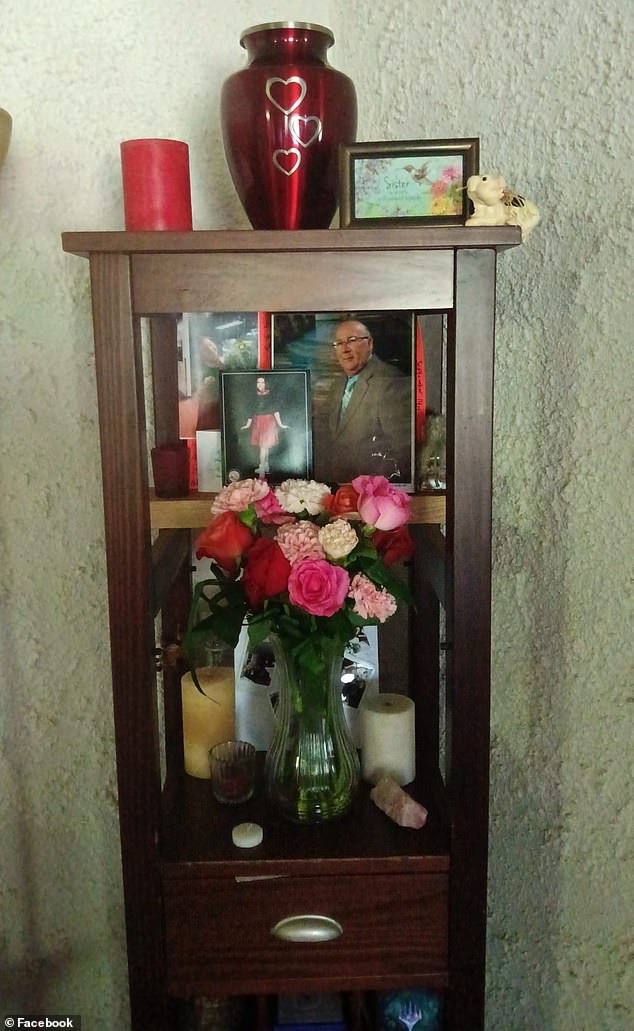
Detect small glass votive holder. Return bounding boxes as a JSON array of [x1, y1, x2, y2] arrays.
[[209, 740, 256, 804], [151, 441, 190, 498]]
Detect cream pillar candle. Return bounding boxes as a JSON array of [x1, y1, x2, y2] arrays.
[[181, 666, 235, 779], [359, 693, 416, 786]]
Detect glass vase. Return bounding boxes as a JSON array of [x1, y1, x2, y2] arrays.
[[265, 635, 360, 823]]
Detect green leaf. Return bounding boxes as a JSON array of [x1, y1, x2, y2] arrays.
[[276, 610, 307, 637], [183, 575, 248, 658], [248, 613, 274, 646], [351, 538, 378, 561], [294, 636, 328, 680], [346, 609, 379, 628], [208, 604, 246, 649], [238, 504, 258, 531]]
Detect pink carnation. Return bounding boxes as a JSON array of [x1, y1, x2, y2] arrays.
[[288, 559, 350, 617], [351, 475, 411, 530], [276, 521, 325, 564], [348, 573, 397, 623], [212, 478, 270, 514], [255, 490, 296, 525]]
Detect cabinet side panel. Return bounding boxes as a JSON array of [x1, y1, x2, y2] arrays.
[[445, 247, 496, 1031], [89, 253, 168, 1028], [131, 251, 454, 313]]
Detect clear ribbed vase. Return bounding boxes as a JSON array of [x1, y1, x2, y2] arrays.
[[265, 635, 360, 823]]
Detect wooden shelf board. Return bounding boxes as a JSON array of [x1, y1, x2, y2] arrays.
[[160, 758, 449, 877], [150, 490, 446, 530], [62, 225, 521, 258]]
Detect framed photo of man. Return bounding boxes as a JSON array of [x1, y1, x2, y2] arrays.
[[219, 370, 312, 484], [272, 312, 415, 490]]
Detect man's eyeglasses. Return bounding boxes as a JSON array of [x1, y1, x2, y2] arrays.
[[332, 335, 370, 350]]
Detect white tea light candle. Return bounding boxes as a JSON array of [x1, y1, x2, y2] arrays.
[[181, 666, 235, 778], [359, 693, 415, 786], [232, 822, 264, 848]]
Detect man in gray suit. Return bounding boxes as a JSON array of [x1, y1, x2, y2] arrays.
[[313, 318, 412, 485]]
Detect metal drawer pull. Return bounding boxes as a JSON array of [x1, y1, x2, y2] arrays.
[[271, 914, 343, 942]]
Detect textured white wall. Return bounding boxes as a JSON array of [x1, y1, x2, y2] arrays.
[[0, 2, 632, 1029]]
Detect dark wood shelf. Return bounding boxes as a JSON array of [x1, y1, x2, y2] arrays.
[[160, 757, 450, 877], [150, 490, 446, 530], [62, 225, 521, 257]]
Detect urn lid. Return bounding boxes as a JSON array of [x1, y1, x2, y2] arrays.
[[240, 21, 335, 48]]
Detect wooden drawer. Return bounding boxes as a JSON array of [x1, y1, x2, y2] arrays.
[[164, 871, 448, 996]]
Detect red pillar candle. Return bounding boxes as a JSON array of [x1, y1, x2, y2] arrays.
[[120, 138, 193, 230]]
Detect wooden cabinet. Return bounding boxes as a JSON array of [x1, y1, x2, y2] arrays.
[[62, 226, 520, 1031]]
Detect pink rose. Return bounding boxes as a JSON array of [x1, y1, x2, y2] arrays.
[[288, 559, 350, 617], [255, 490, 296, 525], [351, 475, 411, 530]]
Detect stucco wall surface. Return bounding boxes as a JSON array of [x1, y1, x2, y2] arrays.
[[1, 1, 632, 1029]]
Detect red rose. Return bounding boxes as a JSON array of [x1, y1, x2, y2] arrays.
[[372, 526, 415, 566], [195, 511, 255, 576], [242, 537, 291, 609], [322, 483, 360, 518]]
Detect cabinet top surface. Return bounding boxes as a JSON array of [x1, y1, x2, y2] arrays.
[[62, 226, 521, 258]]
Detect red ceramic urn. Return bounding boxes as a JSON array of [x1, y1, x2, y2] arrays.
[[221, 22, 357, 230]]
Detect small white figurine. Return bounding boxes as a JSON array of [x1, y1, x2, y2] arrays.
[[465, 174, 540, 240]]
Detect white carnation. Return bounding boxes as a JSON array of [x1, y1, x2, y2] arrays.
[[318, 519, 359, 560], [275, 478, 331, 515]]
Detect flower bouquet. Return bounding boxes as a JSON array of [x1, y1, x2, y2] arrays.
[[186, 475, 415, 822]]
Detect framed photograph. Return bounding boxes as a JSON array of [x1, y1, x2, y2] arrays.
[[272, 311, 415, 490], [339, 138, 479, 228], [177, 312, 260, 441], [219, 370, 312, 484]]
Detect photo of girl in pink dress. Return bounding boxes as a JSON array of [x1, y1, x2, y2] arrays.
[[220, 370, 312, 485], [240, 376, 289, 477]]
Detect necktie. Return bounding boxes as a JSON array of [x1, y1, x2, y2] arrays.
[[340, 374, 359, 413]]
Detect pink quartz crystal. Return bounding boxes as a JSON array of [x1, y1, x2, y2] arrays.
[[370, 776, 428, 829]]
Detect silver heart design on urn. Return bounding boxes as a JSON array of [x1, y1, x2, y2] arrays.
[[289, 114, 322, 149], [272, 148, 302, 176], [265, 76, 307, 115]]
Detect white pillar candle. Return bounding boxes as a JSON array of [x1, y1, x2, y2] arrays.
[[359, 693, 416, 786], [181, 666, 235, 779]]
